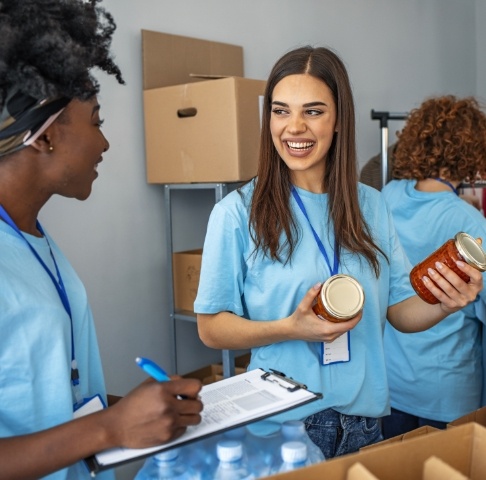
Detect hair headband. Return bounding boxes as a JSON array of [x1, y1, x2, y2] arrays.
[[0, 89, 71, 157]]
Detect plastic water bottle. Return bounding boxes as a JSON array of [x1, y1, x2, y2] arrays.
[[281, 420, 325, 464], [134, 447, 199, 480], [179, 434, 222, 479], [277, 441, 309, 473], [245, 425, 282, 478], [214, 440, 255, 479]]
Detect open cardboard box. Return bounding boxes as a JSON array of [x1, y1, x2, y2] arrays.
[[142, 30, 266, 184], [265, 422, 486, 479]]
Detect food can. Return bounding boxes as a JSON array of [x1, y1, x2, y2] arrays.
[[410, 232, 486, 304], [312, 274, 365, 323]]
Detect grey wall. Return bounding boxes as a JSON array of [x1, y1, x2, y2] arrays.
[[37, 1, 483, 477], [477, 0, 486, 102]]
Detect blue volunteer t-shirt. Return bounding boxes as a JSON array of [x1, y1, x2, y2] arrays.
[[382, 179, 486, 422], [0, 221, 113, 480], [194, 180, 415, 426]]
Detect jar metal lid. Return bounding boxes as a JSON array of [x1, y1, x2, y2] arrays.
[[321, 274, 365, 320], [455, 232, 486, 272]]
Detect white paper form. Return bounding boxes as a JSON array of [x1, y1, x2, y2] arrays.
[[86, 368, 320, 474]]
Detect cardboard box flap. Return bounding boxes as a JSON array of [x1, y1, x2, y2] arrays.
[[188, 73, 233, 80], [346, 463, 380, 479], [142, 30, 244, 90], [448, 407, 486, 428], [423, 456, 469, 480]]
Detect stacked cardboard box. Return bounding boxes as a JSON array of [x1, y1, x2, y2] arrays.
[[142, 30, 266, 184]]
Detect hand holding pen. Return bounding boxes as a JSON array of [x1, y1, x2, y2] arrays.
[[99, 357, 203, 450], [136, 356, 201, 400]]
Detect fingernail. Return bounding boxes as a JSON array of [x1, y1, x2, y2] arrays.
[[422, 276, 429, 284], [427, 268, 435, 276], [435, 262, 443, 270], [456, 260, 465, 267], [313, 282, 322, 290]]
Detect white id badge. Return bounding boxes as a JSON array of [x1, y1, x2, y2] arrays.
[[73, 394, 106, 419], [321, 332, 350, 365]]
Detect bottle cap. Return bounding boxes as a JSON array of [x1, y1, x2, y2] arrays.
[[281, 420, 306, 439], [154, 448, 180, 462], [455, 232, 486, 271], [281, 441, 307, 463], [321, 274, 365, 320], [217, 440, 243, 462]]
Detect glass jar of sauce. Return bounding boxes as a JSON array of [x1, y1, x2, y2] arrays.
[[410, 232, 486, 304], [312, 274, 365, 323]]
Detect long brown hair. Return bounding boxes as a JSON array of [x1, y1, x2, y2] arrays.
[[248, 46, 385, 276]]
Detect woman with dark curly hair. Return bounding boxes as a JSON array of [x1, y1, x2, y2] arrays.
[[0, 1, 202, 479], [194, 47, 483, 459], [382, 95, 486, 439]]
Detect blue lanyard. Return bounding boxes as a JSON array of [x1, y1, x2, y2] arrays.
[[0, 205, 80, 390], [434, 178, 459, 196], [291, 187, 339, 276]]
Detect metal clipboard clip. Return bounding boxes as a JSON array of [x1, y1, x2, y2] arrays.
[[261, 369, 307, 392]]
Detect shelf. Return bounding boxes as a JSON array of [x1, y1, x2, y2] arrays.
[[164, 182, 242, 378]]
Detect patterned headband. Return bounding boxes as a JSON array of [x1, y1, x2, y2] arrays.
[[0, 89, 71, 157]]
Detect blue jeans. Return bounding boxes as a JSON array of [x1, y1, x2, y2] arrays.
[[381, 407, 447, 439], [304, 408, 383, 459]]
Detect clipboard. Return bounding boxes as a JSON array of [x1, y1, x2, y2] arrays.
[[84, 368, 322, 475]]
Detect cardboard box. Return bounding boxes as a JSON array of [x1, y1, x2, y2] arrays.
[[448, 406, 486, 428], [183, 353, 250, 385], [265, 423, 486, 480], [360, 425, 440, 451], [142, 30, 266, 183], [172, 249, 202, 312]]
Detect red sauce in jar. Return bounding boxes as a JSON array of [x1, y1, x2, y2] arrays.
[[410, 232, 486, 304]]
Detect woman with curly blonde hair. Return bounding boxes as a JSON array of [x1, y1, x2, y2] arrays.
[[382, 95, 486, 439]]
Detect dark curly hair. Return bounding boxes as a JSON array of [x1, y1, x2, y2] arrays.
[[392, 95, 486, 183], [0, 0, 124, 109]]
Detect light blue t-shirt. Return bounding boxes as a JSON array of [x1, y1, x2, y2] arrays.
[[0, 221, 113, 480], [382, 179, 486, 422], [194, 180, 415, 424]]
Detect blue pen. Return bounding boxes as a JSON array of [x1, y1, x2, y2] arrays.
[[136, 356, 171, 382]]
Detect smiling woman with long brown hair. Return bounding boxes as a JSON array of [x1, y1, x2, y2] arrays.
[[194, 46, 483, 459]]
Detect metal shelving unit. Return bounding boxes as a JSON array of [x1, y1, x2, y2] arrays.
[[164, 183, 240, 378]]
